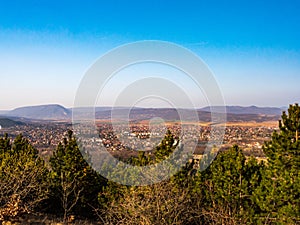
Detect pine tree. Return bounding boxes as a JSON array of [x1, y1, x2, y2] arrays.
[[254, 103, 300, 224], [154, 129, 177, 162], [49, 130, 104, 220], [198, 145, 260, 224], [0, 133, 11, 155]]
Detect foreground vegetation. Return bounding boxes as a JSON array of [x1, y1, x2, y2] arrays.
[[0, 104, 300, 224]]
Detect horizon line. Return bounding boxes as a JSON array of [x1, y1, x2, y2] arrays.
[[0, 103, 290, 111]]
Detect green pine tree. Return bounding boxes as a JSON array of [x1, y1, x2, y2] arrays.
[[198, 145, 260, 224], [49, 130, 104, 220], [154, 129, 177, 162], [254, 103, 300, 224]]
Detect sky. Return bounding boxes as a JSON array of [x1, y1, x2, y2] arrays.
[[0, 0, 300, 110]]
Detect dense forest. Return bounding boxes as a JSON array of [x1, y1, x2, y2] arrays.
[[0, 104, 299, 225]]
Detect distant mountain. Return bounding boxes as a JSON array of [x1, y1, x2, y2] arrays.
[[94, 107, 279, 123], [200, 106, 283, 115], [95, 108, 187, 121], [2, 104, 283, 122], [0, 117, 24, 128], [7, 104, 71, 120]]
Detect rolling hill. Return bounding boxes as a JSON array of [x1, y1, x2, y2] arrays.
[[7, 104, 71, 120], [200, 105, 283, 115]]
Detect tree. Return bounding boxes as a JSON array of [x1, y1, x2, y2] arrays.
[[197, 145, 260, 224], [49, 130, 104, 221], [254, 103, 300, 224], [0, 134, 49, 220], [98, 179, 194, 225], [154, 129, 178, 163]]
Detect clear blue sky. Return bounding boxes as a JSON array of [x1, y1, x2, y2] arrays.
[[0, 0, 300, 109]]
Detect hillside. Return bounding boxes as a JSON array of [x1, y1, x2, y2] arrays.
[[95, 107, 279, 122], [200, 105, 283, 115], [7, 104, 71, 120], [0, 118, 24, 128]]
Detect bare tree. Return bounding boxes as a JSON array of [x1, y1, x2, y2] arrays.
[[59, 172, 83, 223], [97, 180, 194, 225]]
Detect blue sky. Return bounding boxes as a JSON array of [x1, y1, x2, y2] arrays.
[[0, 0, 300, 109]]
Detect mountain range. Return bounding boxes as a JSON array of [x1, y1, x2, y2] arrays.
[[201, 105, 284, 115], [0, 104, 285, 123]]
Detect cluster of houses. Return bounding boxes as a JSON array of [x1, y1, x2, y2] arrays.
[[0, 122, 277, 159]]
